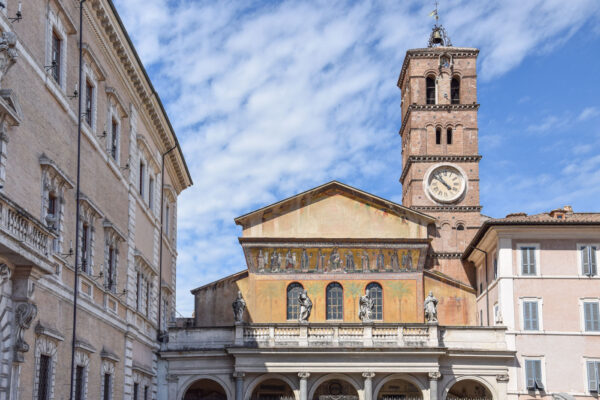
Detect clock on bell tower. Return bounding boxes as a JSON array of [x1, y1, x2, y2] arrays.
[[397, 24, 484, 269]]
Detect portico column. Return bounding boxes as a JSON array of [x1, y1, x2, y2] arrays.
[[234, 372, 245, 400], [362, 372, 375, 400], [428, 372, 441, 400], [298, 372, 310, 400]]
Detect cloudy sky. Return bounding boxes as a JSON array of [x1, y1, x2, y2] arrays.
[[113, 0, 600, 316]]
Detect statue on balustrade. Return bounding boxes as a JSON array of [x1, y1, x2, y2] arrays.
[[298, 290, 312, 323], [232, 291, 246, 323], [358, 292, 374, 322], [424, 291, 438, 323]]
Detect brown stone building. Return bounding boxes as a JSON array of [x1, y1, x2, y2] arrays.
[[0, 0, 191, 399]]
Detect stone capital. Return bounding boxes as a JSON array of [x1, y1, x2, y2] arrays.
[[298, 372, 310, 379], [496, 373, 509, 383], [428, 371, 442, 381], [233, 372, 245, 379], [362, 372, 375, 380]]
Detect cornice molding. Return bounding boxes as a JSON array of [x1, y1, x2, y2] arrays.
[[400, 155, 482, 184], [411, 205, 483, 213], [398, 103, 480, 138], [432, 252, 463, 259]]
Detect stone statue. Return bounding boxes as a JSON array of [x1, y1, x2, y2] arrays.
[[232, 291, 246, 323], [358, 292, 374, 322], [298, 290, 312, 323], [424, 291, 438, 323], [0, 32, 17, 89], [14, 302, 37, 361], [390, 251, 399, 271]]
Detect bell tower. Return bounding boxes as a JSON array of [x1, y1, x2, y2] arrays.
[[397, 20, 483, 280]]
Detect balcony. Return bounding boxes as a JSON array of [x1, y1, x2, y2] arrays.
[[0, 192, 56, 272], [163, 322, 509, 352]]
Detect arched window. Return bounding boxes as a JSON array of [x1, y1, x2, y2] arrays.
[[326, 282, 343, 320], [366, 282, 383, 320], [451, 77, 460, 104], [286, 283, 304, 320], [447, 128, 453, 145], [457, 224, 465, 231], [426, 76, 436, 104], [435, 127, 442, 145]]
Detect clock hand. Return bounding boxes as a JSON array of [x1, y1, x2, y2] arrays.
[[434, 174, 452, 190]]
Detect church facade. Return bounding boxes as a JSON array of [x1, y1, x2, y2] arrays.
[[159, 31, 516, 400]]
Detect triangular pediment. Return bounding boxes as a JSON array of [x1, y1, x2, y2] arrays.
[[235, 181, 434, 239]]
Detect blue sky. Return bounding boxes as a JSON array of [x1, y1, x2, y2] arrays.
[[113, 0, 600, 316]]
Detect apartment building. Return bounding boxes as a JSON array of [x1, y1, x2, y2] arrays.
[[0, 0, 191, 399]]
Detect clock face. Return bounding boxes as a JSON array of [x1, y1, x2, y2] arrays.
[[426, 165, 466, 203]]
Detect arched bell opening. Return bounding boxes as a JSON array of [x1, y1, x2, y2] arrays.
[[312, 379, 359, 400], [250, 378, 295, 400], [376, 379, 423, 400], [446, 379, 492, 399], [183, 378, 228, 400]]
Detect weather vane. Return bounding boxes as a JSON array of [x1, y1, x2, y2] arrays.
[[428, 0, 452, 47]]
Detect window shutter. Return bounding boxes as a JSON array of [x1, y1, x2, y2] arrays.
[[525, 360, 535, 389], [591, 247, 598, 276], [589, 361, 599, 392], [524, 302, 531, 330], [589, 303, 600, 332], [534, 360, 544, 389], [522, 248, 529, 274], [529, 248, 536, 274], [531, 302, 539, 330]]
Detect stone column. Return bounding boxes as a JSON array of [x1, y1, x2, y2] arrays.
[[496, 374, 509, 400], [362, 372, 375, 400], [234, 372, 245, 400], [298, 372, 310, 400], [428, 372, 441, 400]]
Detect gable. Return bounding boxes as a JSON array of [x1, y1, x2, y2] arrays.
[[235, 182, 433, 239]]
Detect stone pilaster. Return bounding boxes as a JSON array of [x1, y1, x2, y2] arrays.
[[362, 372, 375, 400], [428, 372, 441, 400], [298, 372, 310, 400], [234, 372, 245, 400]]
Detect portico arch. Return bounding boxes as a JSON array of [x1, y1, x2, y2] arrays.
[[182, 377, 230, 400], [373, 374, 426, 400], [308, 374, 362, 400], [442, 376, 495, 400], [245, 374, 298, 400]]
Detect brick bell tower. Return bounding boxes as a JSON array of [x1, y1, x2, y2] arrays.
[[397, 21, 483, 284]]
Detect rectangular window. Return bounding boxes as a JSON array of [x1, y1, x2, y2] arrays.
[[493, 303, 500, 325], [582, 246, 598, 276], [103, 373, 111, 400], [133, 383, 139, 400], [149, 177, 154, 209], [165, 204, 170, 237], [85, 81, 93, 126], [144, 385, 149, 400], [136, 272, 141, 311], [525, 359, 544, 390], [584, 302, 600, 332], [110, 119, 118, 160], [38, 354, 51, 400], [81, 223, 90, 273], [107, 246, 116, 292], [493, 257, 498, 280], [446, 128, 453, 145], [74, 365, 85, 400], [139, 161, 145, 196], [51, 32, 61, 84], [523, 301, 540, 331], [521, 246, 537, 275], [435, 128, 441, 145], [145, 280, 150, 316], [588, 361, 600, 393]]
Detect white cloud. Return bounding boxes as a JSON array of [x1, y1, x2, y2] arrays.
[[113, 0, 600, 316], [578, 107, 600, 121]]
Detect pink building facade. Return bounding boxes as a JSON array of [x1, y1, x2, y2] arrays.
[[465, 207, 600, 398]]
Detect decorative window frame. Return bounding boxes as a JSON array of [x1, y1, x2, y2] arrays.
[[33, 335, 60, 400], [72, 349, 90, 400], [103, 220, 126, 293], [105, 88, 128, 165], [100, 359, 116, 400], [134, 251, 157, 321], [78, 195, 103, 275], [163, 185, 177, 241], [584, 357, 600, 394], [577, 243, 599, 277], [518, 297, 543, 332], [522, 356, 546, 392], [45, 0, 75, 90], [40, 154, 74, 254], [136, 135, 160, 212], [81, 44, 106, 133], [517, 243, 541, 277], [579, 298, 600, 333], [132, 365, 154, 400], [493, 302, 502, 325]]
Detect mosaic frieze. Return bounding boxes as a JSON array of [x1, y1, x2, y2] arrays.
[[245, 247, 422, 274]]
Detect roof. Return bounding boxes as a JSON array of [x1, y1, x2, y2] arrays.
[[463, 208, 600, 259], [190, 270, 248, 294], [234, 180, 436, 227]]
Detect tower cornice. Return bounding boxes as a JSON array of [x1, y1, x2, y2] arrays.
[[397, 47, 479, 88], [399, 155, 482, 184], [398, 104, 480, 138]]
